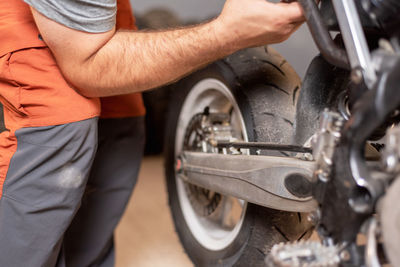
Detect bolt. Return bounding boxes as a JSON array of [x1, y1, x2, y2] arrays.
[[384, 155, 397, 173], [350, 69, 363, 84], [307, 211, 320, 226], [333, 119, 344, 131], [340, 250, 351, 262], [229, 147, 241, 155], [209, 139, 218, 147], [304, 153, 314, 161], [316, 170, 329, 182], [379, 39, 395, 53]]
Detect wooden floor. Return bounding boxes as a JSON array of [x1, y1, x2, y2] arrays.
[[115, 156, 192, 267]]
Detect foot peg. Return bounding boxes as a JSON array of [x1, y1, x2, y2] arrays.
[[265, 241, 340, 267]]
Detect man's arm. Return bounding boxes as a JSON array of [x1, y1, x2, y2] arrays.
[[31, 0, 304, 97]]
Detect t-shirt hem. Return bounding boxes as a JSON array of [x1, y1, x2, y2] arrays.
[[5, 112, 101, 131]]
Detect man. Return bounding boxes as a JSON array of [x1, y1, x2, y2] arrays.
[[0, 0, 304, 266]]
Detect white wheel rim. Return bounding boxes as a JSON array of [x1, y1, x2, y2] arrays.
[[174, 78, 248, 251]]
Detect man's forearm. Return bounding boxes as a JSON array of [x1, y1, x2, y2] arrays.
[[31, 0, 305, 98], [72, 20, 234, 97]]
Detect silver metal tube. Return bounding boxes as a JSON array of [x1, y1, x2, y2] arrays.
[[366, 218, 381, 267], [332, 0, 377, 87]]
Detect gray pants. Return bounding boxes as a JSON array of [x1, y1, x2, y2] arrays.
[[0, 116, 145, 267]]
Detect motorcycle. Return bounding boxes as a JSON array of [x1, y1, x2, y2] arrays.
[[163, 0, 400, 266]]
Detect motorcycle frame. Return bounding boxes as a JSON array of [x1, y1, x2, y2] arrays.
[[298, 0, 400, 264], [178, 1, 400, 264]]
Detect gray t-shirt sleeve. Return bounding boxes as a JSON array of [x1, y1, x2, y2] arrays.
[[24, 0, 117, 33]]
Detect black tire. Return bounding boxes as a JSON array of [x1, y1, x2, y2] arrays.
[[293, 55, 349, 146], [164, 47, 313, 267]]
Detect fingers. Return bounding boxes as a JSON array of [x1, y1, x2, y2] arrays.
[[275, 2, 305, 23]]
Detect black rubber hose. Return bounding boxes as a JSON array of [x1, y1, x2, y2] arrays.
[[298, 0, 350, 70]]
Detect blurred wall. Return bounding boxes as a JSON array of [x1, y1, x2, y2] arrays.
[[130, 0, 319, 79], [131, 0, 225, 22]]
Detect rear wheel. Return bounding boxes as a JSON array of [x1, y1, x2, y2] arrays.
[[165, 47, 313, 266]]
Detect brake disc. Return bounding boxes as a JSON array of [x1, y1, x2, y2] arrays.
[[182, 112, 223, 217]]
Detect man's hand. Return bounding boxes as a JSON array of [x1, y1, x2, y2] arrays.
[[31, 0, 304, 97], [218, 0, 304, 49]]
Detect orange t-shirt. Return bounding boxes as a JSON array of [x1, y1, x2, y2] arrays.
[[101, 0, 146, 119], [0, 0, 145, 131]]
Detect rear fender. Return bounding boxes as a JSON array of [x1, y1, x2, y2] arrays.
[[293, 55, 349, 145]]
